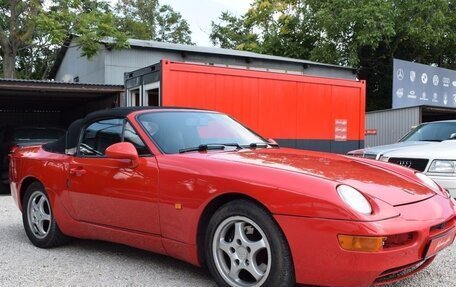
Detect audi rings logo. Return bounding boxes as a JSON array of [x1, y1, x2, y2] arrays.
[[397, 161, 412, 168]]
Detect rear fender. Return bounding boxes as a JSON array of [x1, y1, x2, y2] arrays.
[[12, 147, 71, 212]]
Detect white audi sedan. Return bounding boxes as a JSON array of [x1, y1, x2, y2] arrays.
[[379, 140, 456, 197], [349, 120, 456, 198]]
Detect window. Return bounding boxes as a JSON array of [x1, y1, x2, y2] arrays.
[[79, 119, 123, 156], [197, 119, 237, 141], [146, 88, 159, 106], [78, 119, 150, 157], [138, 111, 267, 154], [401, 122, 456, 142], [124, 122, 150, 156], [128, 89, 141, 106]]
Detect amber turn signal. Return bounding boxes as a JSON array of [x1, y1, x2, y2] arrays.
[[338, 235, 386, 252]]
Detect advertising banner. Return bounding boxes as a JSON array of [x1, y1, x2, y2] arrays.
[[392, 59, 456, 109]]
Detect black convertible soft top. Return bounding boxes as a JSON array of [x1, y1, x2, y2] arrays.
[[42, 106, 207, 154]]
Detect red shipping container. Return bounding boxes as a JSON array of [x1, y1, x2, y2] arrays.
[[125, 60, 366, 153]]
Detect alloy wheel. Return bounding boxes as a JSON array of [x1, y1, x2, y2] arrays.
[[212, 216, 272, 287], [27, 190, 52, 239]]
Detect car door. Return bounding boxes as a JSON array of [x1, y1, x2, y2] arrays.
[[67, 118, 160, 235]]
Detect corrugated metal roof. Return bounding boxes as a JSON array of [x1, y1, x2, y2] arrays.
[[0, 78, 124, 96], [0, 78, 123, 88], [49, 35, 355, 79], [367, 105, 456, 114], [101, 38, 354, 71]]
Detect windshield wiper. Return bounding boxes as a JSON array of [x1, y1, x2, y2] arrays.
[[179, 143, 242, 153], [242, 142, 269, 148], [240, 142, 280, 149]]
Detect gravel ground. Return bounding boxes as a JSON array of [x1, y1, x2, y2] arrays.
[[0, 194, 454, 287]]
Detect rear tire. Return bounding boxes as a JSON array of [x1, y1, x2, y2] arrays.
[[205, 199, 295, 287], [22, 182, 69, 248]]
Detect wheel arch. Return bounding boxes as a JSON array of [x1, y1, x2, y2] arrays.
[[19, 176, 43, 210], [196, 192, 277, 266]]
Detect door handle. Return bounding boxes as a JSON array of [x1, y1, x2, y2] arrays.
[[69, 167, 86, 176]]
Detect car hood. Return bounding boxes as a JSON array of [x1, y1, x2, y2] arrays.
[[208, 148, 435, 206], [384, 140, 456, 159], [348, 141, 432, 158]]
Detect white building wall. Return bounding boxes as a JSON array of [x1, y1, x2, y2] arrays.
[[54, 39, 106, 84], [54, 40, 357, 85], [104, 49, 186, 84]]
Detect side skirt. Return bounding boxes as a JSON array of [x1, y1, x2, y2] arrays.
[[53, 195, 200, 266]]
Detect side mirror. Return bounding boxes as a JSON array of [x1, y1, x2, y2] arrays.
[[105, 142, 139, 168], [450, 133, 456, 140]]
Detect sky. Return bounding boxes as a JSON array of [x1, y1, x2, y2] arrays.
[[114, 0, 254, 47]]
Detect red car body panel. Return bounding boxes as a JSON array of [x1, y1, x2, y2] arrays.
[[67, 156, 161, 234], [277, 195, 456, 286], [9, 109, 456, 287]]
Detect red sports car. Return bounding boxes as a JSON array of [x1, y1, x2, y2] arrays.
[[9, 107, 456, 287]]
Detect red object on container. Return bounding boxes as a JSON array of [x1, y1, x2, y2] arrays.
[[365, 129, 378, 136], [160, 60, 366, 153]]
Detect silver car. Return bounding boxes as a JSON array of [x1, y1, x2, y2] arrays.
[[348, 120, 456, 197]]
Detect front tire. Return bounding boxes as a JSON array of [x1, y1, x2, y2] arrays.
[[22, 182, 68, 248], [205, 199, 295, 287]]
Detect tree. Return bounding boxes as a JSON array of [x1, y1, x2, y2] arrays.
[[0, 0, 128, 79], [15, 35, 60, 79], [306, 0, 456, 110], [114, 0, 158, 40], [115, 0, 193, 44], [210, 11, 258, 51], [211, 0, 317, 60], [211, 0, 456, 110], [155, 5, 192, 44], [0, 0, 41, 79]]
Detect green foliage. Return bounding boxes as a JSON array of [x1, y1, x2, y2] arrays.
[[210, 0, 456, 111], [35, 0, 129, 59], [0, 0, 193, 79], [211, 0, 317, 60], [115, 0, 193, 44], [115, 0, 158, 40], [15, 36, 60, 80], [155, 5, 192, 44], [210, 12, 258, 51], [0, 0, 129, 78]]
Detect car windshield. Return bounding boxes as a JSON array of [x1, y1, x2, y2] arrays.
[[400, 122, 456, 142], [14, 128, 65, 141], [138, 111, 268, 154]]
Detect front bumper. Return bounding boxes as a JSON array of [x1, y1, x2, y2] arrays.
[[275, 195, 456, 287], [427, 174, 456, 198]]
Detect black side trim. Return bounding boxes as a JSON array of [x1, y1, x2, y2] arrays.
[[275, 139, 364, 154]]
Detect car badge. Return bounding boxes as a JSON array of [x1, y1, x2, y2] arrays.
[[397, 161, 412, 168]]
